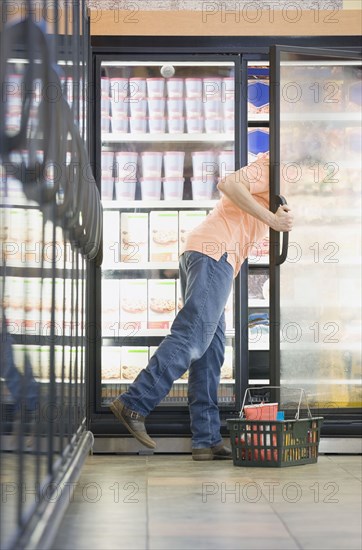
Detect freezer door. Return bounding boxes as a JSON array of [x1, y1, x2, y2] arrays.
[[270, 46, 361, 412]]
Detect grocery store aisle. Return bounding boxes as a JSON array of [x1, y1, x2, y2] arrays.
[[51, 453, 361, 550]]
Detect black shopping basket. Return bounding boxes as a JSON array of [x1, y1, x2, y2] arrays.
[[227, 387, 323, 467]]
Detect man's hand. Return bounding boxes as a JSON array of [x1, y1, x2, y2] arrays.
[[271, 204, 294, 232]]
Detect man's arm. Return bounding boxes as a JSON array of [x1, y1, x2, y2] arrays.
[[217, 156, 293, 233]]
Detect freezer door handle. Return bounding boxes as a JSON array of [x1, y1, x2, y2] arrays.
[[275, 194, 289, 265]]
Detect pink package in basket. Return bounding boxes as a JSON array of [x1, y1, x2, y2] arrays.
[[244, 403, 278, 461], [244, 402, 278, 421]]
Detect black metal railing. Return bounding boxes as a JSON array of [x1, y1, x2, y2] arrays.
[[0, 2, 101, 548]]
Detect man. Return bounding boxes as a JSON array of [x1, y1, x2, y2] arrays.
[[110, 154, 293, 460]]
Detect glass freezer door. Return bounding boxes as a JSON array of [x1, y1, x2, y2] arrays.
[[270, 47, 361, 411], [97, 58, 237, 411]]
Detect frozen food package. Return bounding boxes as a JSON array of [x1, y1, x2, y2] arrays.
[[102, 347, 122, 381], [150, 211, 178, 262], [120, 212, 149, 264], [3, 276, 24, 326], [21, 278, 42, 334], [178, 210, 207, 254], [247, 128, 269, 163], [119, 279, 148, 335], [103, 211, 120, 268], [102, 279, 120, 337], [247, 66, 269, 115], [248, 270, 269, 305], [224, 287, 234, 331], [148, 279, 176, 329], [176, 278, 183, 312], [347, 80, 362, 111], [12, 345, 50, 380], [220, 346, 233, 380], [121, 347, 149, 381]]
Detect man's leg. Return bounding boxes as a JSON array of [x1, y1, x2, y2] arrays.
[[187, 313, 226, 449], [110, 251, 233, 446]]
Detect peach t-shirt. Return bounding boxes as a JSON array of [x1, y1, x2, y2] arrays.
[[181, 179, 269, 277]]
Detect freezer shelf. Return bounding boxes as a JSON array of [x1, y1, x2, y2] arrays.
[[102, 133, 234, 142]]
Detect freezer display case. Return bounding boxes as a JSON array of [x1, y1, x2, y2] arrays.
[[96, 58, 240, 418], [270, 47, 361, 426], [89, 43, 361, 451]]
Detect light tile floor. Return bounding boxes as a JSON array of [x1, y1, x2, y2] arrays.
[[51, 454, 362, 550]]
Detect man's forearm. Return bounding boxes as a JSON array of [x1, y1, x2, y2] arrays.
[[217, 174, 275, 228]]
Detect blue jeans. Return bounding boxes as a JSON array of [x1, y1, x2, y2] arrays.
[[119, 251, 234, 448]]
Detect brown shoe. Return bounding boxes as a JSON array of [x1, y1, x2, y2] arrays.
[[109, 399, 156, 449], [192, 443, 232, 461]]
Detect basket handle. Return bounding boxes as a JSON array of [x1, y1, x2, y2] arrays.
[[240, 386, 313, 420]]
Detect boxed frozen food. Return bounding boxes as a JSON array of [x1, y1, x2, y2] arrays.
[[178, 210, 207, 254], [247, 66, 269, 115], [176, 278, 183, 312], [102, 279, 120, 337], [120, 212, 148, 264], [103, 211, 120, 268], [148, 279, 176, 329], [221, 346, 233, 380], [224, 287, 234, 331], [150, 211, 178, 262], [248, 128, 269, 163], [102, 347, 122, 380], [121, 347, 149, 381], [139, 178, 162, 200], [119, 279, 148, 334], [347, 80, 362, 111]]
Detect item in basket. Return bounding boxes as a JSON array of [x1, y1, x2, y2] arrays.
[[244, 402, 278, 421], [150, 211, 178, 261], [244, 402, 278, 461]]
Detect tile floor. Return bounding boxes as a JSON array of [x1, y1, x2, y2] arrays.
[[51, 453, 362, 550]]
